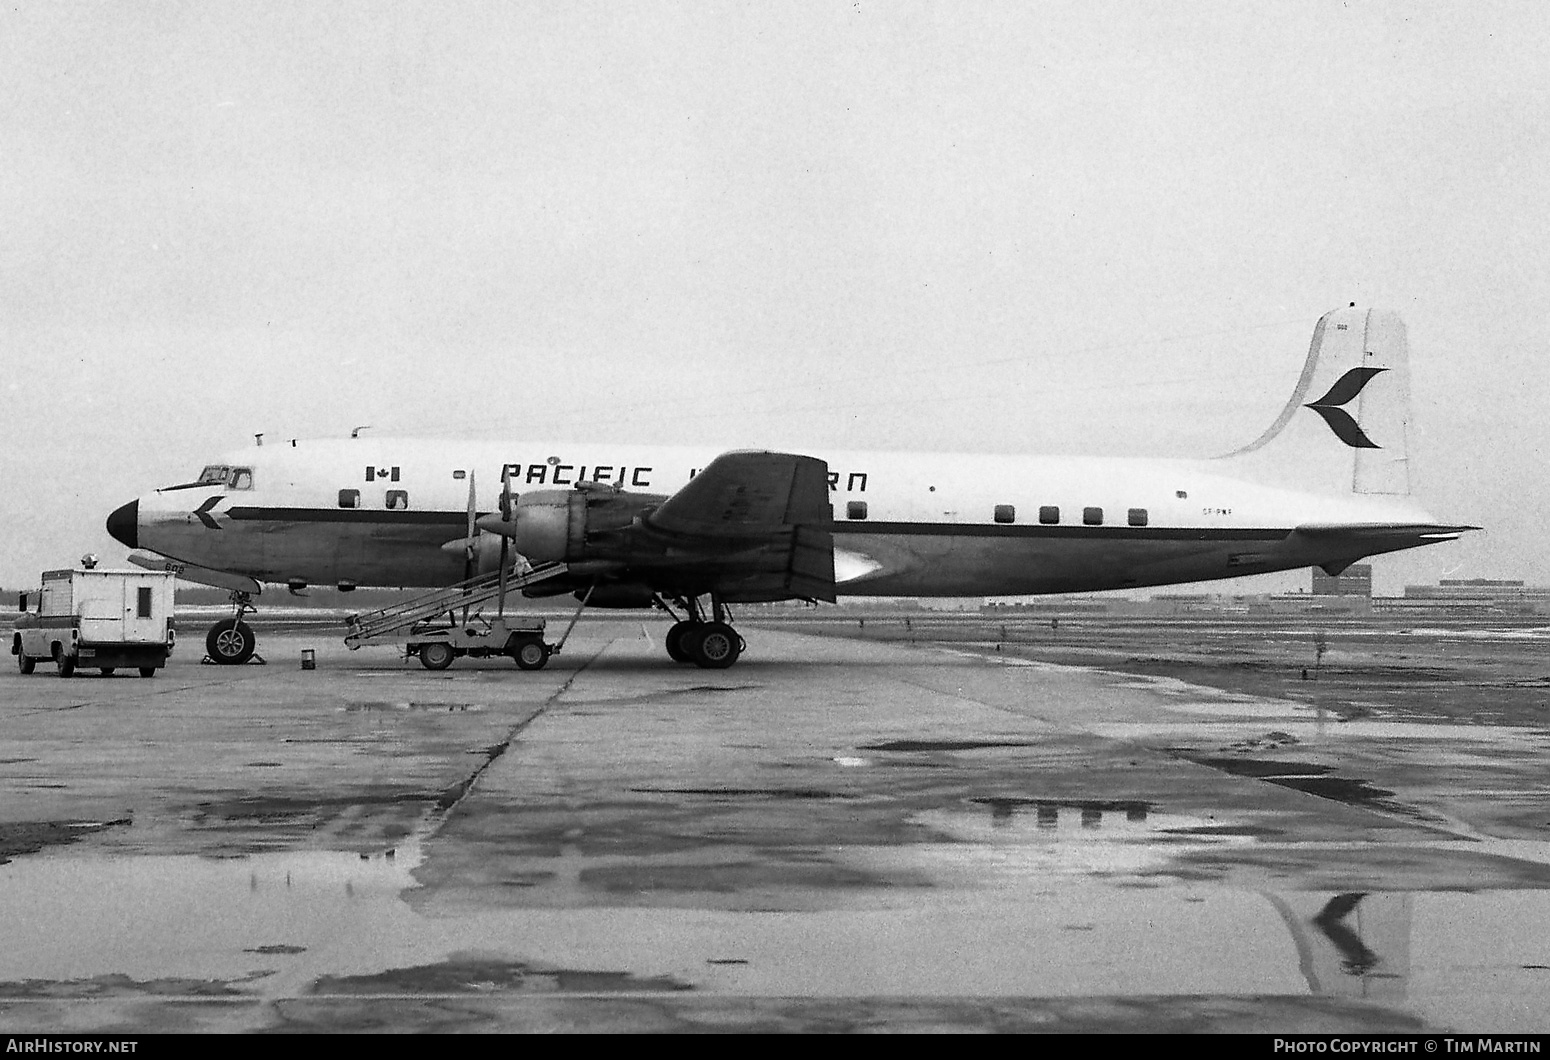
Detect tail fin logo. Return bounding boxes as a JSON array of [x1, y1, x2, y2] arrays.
[[1304, 367, 1387, 449]]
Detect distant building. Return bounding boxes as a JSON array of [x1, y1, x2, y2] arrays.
[[1311, 564, 1372, 597], [1388, 578, 1550, 615]]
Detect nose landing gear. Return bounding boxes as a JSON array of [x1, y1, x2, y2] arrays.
[[203, 592, 265, 665]]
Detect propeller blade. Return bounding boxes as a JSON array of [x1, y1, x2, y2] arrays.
[[463, 470, 478, 582], [465, 470, 477, 545], [498, 465, 512, 614]]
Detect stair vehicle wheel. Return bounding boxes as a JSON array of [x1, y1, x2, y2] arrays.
[[689, 622, 741, 670], [18, 653, 35, 675], [513, 639, 550, 671], [206, 619, 256, 665], [419, 642, 456, 671], [664, 620, 697, 664], [54, 644, 75, 678], [138, 666, 157, 678]]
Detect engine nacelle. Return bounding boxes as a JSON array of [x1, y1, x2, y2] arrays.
[[476, 487, 666, 565], [505, 490, 579, 565]]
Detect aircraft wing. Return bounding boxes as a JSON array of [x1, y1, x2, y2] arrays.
[[648, 450, 833, 537], [643, 451, 836, 602]]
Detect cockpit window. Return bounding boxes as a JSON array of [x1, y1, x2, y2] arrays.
[[193, 465, 253, 490]]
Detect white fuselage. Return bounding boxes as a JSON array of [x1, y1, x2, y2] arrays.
[[115, 438, 1444, 597]]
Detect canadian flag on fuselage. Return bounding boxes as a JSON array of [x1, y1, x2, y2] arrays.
[[1217, 306, 1411, 497]]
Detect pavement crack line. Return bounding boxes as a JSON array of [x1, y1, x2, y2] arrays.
[[418, 639, 612, 836]]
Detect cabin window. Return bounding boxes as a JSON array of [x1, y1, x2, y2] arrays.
[[452, 470, 467, 480], [137, 586, 152, 618], [386, 489, 409, 510], [1083, 506, 1104, 525], [1128, 508, 1149, 526], [230, 467, 253, 490], [846, 501, 868, 520], [993, 504, 1016, 524], [1175, 489, 1188, 499], [338, 489, 360, 509], [1039, 505, 1060, 524]]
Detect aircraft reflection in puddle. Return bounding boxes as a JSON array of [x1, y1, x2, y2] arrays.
[[1268, 892, 1412, 1000]]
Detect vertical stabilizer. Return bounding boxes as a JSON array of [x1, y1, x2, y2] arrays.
[[1217, 306, 1412, 495]]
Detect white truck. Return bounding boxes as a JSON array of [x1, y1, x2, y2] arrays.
[[13, 568, 177, 677]]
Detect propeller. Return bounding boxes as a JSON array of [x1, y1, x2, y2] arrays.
[[460, 471, 477, 624], [497, 464, 514, 616], [463, 470, 478, 581]]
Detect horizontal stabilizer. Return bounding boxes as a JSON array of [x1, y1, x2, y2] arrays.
[[1293, 522, 1478, 543]]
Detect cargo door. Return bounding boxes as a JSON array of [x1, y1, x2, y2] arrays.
[[77, 576, 124, 643], [121, 576, 164, 642]]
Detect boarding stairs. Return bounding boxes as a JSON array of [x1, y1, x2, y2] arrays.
[[343, 562, 569, 648]]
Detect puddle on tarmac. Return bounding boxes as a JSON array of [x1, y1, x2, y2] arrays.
[[343, 701, 489, 713], [859, 739, 1036, 752], [0, 846, 421, 984], [631, 786, 857, 801], [901, 800, 1261, 882], [1173, 756, 1421, 817], [2, 848, 1550, 1027]]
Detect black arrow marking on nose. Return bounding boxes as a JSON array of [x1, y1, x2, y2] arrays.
[[194, 497, 224, 530], [1304, 367, 1387, 449]]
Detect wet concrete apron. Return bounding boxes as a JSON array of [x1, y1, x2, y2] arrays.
[[2, 623, 1549, 1032]]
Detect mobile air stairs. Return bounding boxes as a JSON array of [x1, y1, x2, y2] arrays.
[[344, 561, 574, 671]]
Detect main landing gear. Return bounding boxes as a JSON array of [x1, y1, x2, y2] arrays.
[[657, 594, 745, 669], [204, 591, 264, 665]]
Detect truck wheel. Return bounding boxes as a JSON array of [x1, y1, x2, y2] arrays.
[[418, 642, 456, 670], [100, 667, 115, 677], [513, 639, 550, 671], [17, 654, 34, 675], [138, 667, 157, 678], [54, 645, 75, 678], [206, 619, 256, 665]]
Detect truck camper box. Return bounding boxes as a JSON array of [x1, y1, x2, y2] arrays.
[[13, 568, 177, 677]]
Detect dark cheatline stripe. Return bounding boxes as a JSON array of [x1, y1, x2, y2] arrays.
[[224, 505, 1289, 539], [222, 506, 1294, 541], [225, 507, 467, 526], [835, 522, 1292, 541]]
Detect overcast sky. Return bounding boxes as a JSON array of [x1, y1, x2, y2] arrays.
[[3, 1, 1545, 593]]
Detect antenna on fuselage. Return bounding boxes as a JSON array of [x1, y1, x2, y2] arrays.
[[351, 426, 371, 439]]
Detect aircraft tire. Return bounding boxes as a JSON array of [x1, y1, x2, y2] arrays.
[[664, 621, 697, 664], [138, 666, 157, 678], [689, 622, 741, 670], [512, 639, 550, 671], [418, 642, 456, 671], [206, 619, 256, 666], [54, 645, 75, 678], [18, 653, 35, 675]]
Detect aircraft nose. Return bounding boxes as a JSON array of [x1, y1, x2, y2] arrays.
[[106, 500, 139, 549]]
